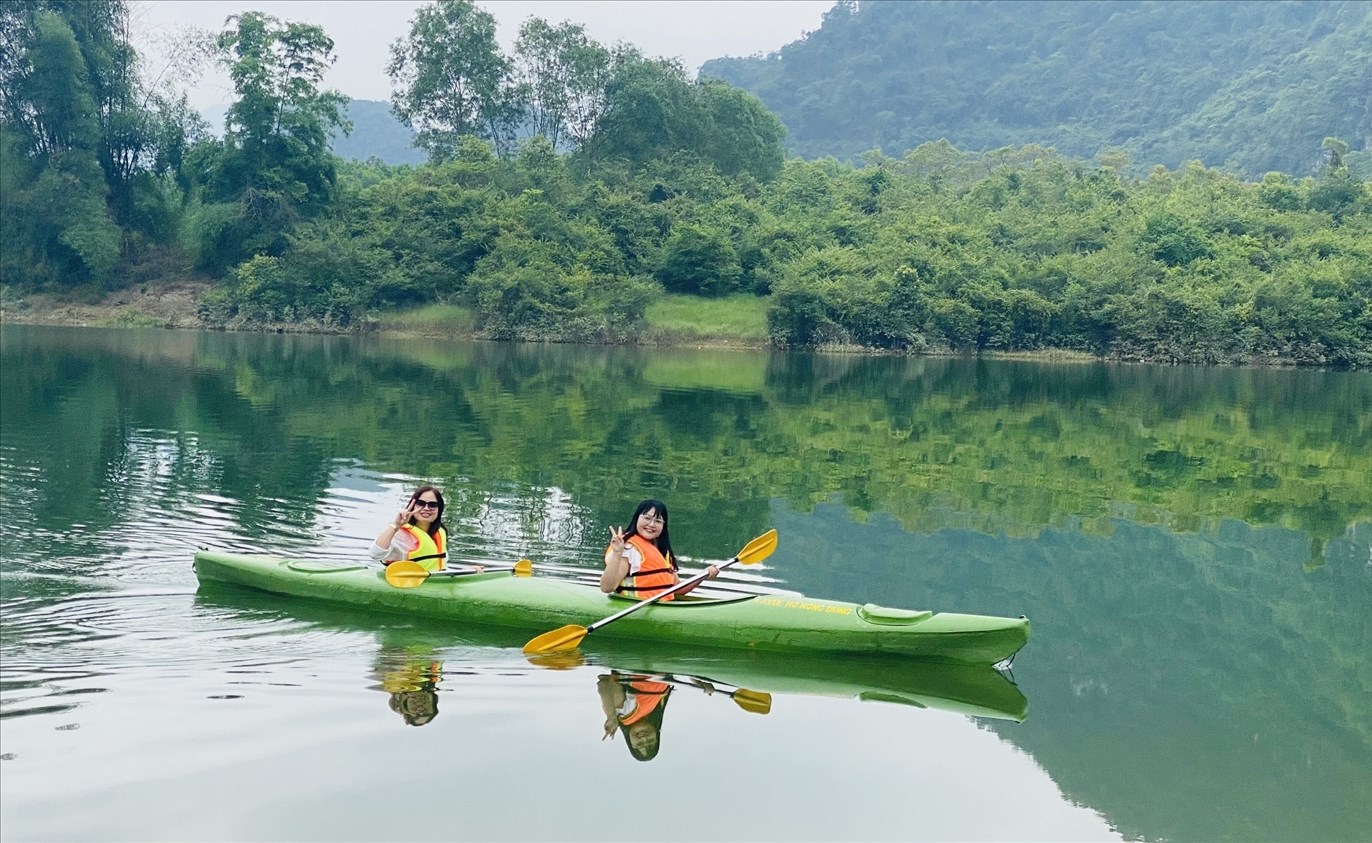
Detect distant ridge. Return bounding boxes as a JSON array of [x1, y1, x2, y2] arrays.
[[701, 0, 1372, 176], [199, 99, 425, 166], [330, 99, 425, 166]]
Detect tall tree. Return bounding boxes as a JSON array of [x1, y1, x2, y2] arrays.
[[696, 79, 786, 182], [581, 51, 787, 183], [0, 7, 120, 285], [187, 12, 347, 270], [387, 0, 514, 159], [510, 18, 611, 150], [2, 0, 208, 266], [581, 49, 701, 167]]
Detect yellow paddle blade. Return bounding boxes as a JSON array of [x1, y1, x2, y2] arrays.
[[522, 624, 589, 654], [384, 561, 429, 589], [736, 529, 778, 566], [514, 559, 533, 576], [731, 689, 773, 715]]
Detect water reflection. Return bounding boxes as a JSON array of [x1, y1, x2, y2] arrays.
[[370, 643, 444, 727], [596, 671, 771, 762], [204, 584, 1030, 739], [4, 325, 1368, 842], [597, 672, 674, 761]]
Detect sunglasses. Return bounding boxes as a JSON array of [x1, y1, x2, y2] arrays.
[[413, 499, 440, 510]]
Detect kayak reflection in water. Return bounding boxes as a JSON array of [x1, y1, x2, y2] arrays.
[[598, 671, 678, 761], [370, 646, 443, 727]]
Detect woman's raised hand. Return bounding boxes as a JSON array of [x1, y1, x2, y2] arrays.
[[394, 504, 416, 527], [608, 525, 627, 552]]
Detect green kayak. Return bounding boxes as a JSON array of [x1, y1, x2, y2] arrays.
[[192, 550, 1031, 666], [192, 587, 1029, 722]]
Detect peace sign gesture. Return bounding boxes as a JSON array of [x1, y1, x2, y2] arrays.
[[608, 525, 627, 553]]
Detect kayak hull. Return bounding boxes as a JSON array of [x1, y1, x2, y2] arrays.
[[192, 550, 1030, 666], [192, 587, 1029, 721]]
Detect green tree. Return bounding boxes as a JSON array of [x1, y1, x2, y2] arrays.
[[1321, 136, 1349, 172], [695, 80, 786, 182], [582, 49, 701, 167], [510, 18, 611, 150], [387, 0, 514, 159], [0, 8, 120, 285], [657, 224, 743, 297], [583, 53, 786, 183], [186, 12, 348, 271], [2, 1, 205, 248]]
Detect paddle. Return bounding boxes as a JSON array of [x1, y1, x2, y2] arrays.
[[522, 529, 779, 654], [564, 572, 798, 600], [385, 559, 532, 588], [653, 673, 771, 715]]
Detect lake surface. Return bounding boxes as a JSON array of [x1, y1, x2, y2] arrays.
[[1, 324, 1368, 842]]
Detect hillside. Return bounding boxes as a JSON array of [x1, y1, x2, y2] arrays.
[[200, 99, 424, 166], [331, 99, 425, 165], [701, 0, 1372, 176]]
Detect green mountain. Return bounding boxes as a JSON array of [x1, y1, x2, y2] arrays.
[[201, 99, 425, 166], [700, 0, 1372, 177], [332, 99, 425, 166]]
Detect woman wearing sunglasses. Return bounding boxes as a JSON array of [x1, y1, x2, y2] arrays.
[[370, 485, 449, 571], [599, 499, 718, 600]]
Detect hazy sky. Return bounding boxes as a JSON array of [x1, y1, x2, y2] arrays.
[[129, 0, 833, 112]]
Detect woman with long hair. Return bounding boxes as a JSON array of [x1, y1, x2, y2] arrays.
[[598, 499, 717, 599]]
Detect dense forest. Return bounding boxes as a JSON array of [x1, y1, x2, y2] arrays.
[[702, 0, 1372, 178], [1, 0, 1370, 366]]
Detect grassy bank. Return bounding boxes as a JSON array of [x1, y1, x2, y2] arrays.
[[368, 293, 769, 346], [1, 286, 774, 348]]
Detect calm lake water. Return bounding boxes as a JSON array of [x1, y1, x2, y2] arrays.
[[1, 324, 1368, 842]]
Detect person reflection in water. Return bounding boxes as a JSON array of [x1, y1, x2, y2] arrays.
[[598, 671, 673, 761], [371, 647, 442, 727]]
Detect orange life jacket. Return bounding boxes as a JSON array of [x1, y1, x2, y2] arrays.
[[618, 679, 671, 726], [613, 534, 678, 601], [399, 525, 446, 571]]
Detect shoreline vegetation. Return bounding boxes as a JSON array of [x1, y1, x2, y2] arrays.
[[0, 282, 1297, 367], [3, 3, 1369, 369]]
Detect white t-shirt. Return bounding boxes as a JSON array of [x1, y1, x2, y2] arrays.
[[368, 533, 413, 564], [620, 543, 647, 574]]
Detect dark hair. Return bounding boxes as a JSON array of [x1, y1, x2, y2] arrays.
[[407, 485, 446, 540], [388, 689, 438, 727], [624, 499, 674, 570], [620, 688, 671, 762]]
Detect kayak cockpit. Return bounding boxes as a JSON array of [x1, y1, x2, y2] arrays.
[[608, 591, 756, 607]]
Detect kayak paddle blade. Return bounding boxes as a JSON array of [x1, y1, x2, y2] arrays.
[[384, 561, 429, 589], [523, 624, 588, 654], [514, 559, 533, 577], [736, 529, 778, 566], [731, 688, 773, 715]]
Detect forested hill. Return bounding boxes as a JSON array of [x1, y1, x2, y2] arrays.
[[330, 100, 424, 165], [701, 0, 1372, 176], [199, 99, 425, 165]]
